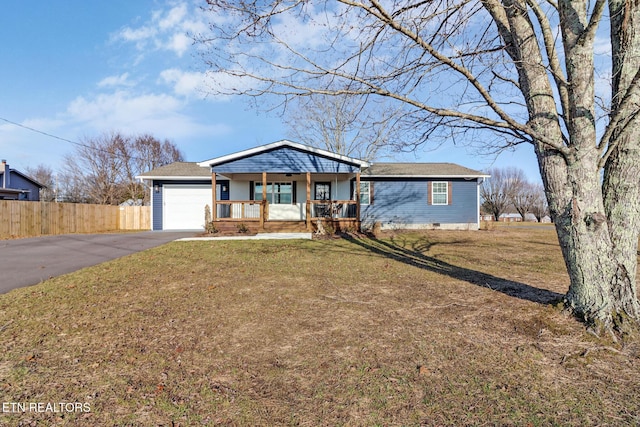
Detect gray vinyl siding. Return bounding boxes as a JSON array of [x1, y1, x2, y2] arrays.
[[212, 147, 359, 174], [7, 172, 41, 201], [152, 180, 164, 231], [151, 180, 219, 231], [361, 178, 479, 226]]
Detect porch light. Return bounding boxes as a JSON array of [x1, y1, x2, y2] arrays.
[[154, 184, 160, 193], [222, 185, 228, 192]]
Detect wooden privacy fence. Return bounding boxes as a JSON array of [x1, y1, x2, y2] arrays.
[[0, 201, 150, 238]]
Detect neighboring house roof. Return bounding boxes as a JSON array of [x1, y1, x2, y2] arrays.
[[0, 169, 46, 189], [197, 139, 371, 168], [136, 162, 211, 180], [362, 162, 489, 178], [0, 160, 45, 201]]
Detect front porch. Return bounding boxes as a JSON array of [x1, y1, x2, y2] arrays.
[[210, 171, 362, 233], [212, 200, 360, 233]]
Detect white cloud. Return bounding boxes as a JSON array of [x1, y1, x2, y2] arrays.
[[64, 90, 231, 144], [67, 91, 184, 128], [167, 33, 192, 57], [113, 1, 207, 57], [158, 3, 187, 30], [97, 73, 134, 88], [21, 117, 67, 131], [159, 68, 205, 97], [119, 25, 158, 42], [271, 6, 331, 51]]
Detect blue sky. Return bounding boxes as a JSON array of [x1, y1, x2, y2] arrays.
[[0, 0, 541, 181]]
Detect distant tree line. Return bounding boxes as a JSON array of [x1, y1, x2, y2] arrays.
[[480, 167, 549, 222], [26, 132, 183, 205]]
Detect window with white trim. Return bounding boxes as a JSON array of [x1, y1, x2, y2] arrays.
[[431, 181, 448, 205], [359, 182, 371, 205], [254, 182, 293, 204]]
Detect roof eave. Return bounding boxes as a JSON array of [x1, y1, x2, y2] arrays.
[[0, 188, 23, 194], [363, 174, 490, 179], [135, 175, 212, 181]]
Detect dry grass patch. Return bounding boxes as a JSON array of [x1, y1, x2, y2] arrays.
[[0, 226, 639, 426]]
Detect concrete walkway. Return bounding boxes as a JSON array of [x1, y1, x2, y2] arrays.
[[177, 233, 313, 241]]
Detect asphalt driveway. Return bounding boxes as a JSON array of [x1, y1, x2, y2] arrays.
[[0, 232, 196, 294]]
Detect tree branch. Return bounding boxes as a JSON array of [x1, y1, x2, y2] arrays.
[[525, 0, 570, 117], [598, 66, 640, 167], [361, 0, 569, 153]]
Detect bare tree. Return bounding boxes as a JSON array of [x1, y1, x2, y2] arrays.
[[61, 132, 184, 205], [61, 132, 125, 205], [480, 167, 525, 221], [511, 180, 538, 221], [57, 167, 92, 204], [120, 134, 185, 204], [196, 0, 640, 330], [25, 164, 55, 202], [529, 184, 549, 223], [285, 95, 399, 160]]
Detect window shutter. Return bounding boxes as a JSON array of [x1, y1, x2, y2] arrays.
[[427, 182, 432, 205], [249, 181, 254, 200], [292, 181, 297, 204], [448, 181, 452, 205], [370, 181, 375, 205]]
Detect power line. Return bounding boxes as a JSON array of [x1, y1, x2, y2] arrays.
[[0, 116, 172, 163], [0, 116, 93, 150]]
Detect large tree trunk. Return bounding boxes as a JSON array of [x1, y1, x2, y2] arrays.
[[599, 0, 640, 328], [538, 141, 639, 330], [490, 0, 640, 330], [602, 146, 640, 326]]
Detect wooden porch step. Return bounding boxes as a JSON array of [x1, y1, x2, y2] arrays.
[[213, 220, 310, 234], [209, 222, 255, 234], [213, 219, 358, 234], [263, 221, 309, 233]]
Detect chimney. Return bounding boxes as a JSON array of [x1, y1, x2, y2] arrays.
[[1, 160, 8, 189]]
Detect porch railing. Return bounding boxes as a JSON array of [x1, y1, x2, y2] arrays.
[[308, 200, 358, 219], [213, 199, 358, 224], [215, 200, 265, 221]]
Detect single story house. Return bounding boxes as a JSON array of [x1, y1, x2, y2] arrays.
[[137, 140, 489, 232], [0, 160, 44, 201]]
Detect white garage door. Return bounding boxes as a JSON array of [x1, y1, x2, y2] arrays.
[[163, 185, 212, 230]]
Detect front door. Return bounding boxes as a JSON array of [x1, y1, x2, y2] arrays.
[[314, 182, 331, 200], [216, 180, 230, 218], [216, 181, 230, 201], [314, 182, 331, 217]]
